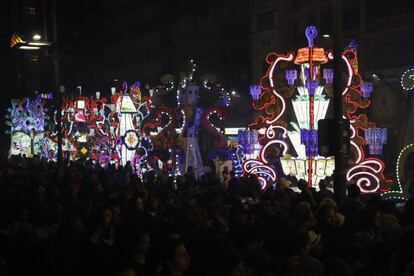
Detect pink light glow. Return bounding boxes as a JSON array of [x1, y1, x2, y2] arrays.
[[351, 140, 363, 164], [342, 54, 353, 95], [266, 54, 294, 124], [243, 159, 276, 182], [350, 123, 356, 139], [260, 140, 289, 163], [327, 52, 353, 94], [353, 174, 380, 193], [258, 177, 267, 189], [266, 125, 288, 139], [346, 159, 384, 193]]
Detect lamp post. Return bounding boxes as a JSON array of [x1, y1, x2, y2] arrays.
[[10, 33, 52, 51]]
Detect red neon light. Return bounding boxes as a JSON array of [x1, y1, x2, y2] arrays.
[[244, 33, 392, 192]]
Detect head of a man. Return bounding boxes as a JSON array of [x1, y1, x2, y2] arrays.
[[164, 240, 191, 274]]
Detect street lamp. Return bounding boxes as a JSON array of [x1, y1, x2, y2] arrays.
[[33, 34, 42, 41], [10, 33, 52, 50]]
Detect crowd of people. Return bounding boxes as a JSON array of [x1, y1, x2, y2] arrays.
[[0, 155, 413, 276]]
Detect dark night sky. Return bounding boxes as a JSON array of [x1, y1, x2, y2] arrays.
[[0, 0, 15, 155], [1, 0, 414, 156], [0, 0, 252, 155]]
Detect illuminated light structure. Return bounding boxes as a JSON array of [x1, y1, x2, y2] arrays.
[[383, 68, 414, 200], [232, 145, 245, 178], [323, 69, 334, 85], [340, 45, 392, 193], [234, 129, 260, 179], [382, 144, 414, 201], [218, 88, 231, 107], [401, 68, 414, 91], [117, 92, 138, 165], [8, 83, 154, 176], [249, 85, 263, 100], [58, 90, 115, 162], [284, 70, 298, 86], [181, 84, 205, 177], [238, 129, 260, 159], [7, 96, 52, 158], [54, 81, 151, 174], [114, 81, 152, 168], [244, 26, 392, 192], [364, 128, 388, 155], [360, 82, 374, 98], [143, 60, 231, 179]]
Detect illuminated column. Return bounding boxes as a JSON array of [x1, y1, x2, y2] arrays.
[[118, 95, 138, 166], [306, 26, 318, 188]]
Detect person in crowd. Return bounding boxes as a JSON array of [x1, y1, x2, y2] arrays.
[[292, 201, 316, 232], [158, 240, 191, 276], [289, 231, 324, 276], [340, 184, 364, 234], [353, 207, 383, 252], [315, 179, 334, 203], [121, 229, 153, 276]]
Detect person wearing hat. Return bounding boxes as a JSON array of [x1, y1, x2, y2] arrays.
[[294, 231, 324, 276], [308, 230, 322, 250]]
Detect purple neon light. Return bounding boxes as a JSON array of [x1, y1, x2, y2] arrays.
[[249, 85, 262, 100], [305, 26, 318, 47], [323, 69, 334, 85], [365, 128, 387, 155], [347, 39, 359, 52], [300, 129, 318, 157], [304, 67, 317, 81], [360, 82, 373, 98], [306, 80, 319, 96], [284, 70, 297, 86], [238, 129, 258, 154]]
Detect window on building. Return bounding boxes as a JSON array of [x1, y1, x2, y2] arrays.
[[23, 4, 36, 15]]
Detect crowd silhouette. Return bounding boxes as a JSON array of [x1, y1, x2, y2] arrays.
[[0, 155, 413, 276]]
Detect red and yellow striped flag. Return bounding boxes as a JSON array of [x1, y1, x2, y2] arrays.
[[10, 34, 24, 48]]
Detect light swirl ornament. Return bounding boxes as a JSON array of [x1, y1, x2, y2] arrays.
[[244, 26, 392, 191], [243, 159, 276, 189], [401, 68, 414, 91], [346, 160, 384, 193]]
